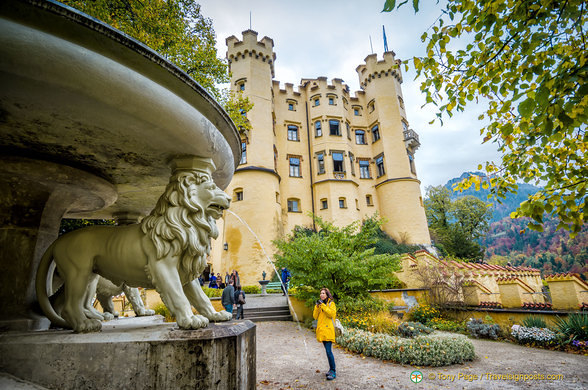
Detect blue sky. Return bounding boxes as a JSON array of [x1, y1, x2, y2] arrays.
[[199, 0, 502, 192]]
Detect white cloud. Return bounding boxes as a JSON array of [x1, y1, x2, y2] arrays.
[[199, 0, 502, 191]]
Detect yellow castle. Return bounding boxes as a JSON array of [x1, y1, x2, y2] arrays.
[[210, 30, 431, 285]]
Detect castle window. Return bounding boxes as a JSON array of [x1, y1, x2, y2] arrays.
[[408, 152, 416, 174], [329, 97, 334, 105], [235, 78, 246, 91], [375, 154, 385, 177], [287, 99, 297, 111], [289, 156, 301, 177], [314, 98, 320, 106], [339, 198, 347, 209], [240, 141, 247, 165], [355, 199, 359, 210], [353, 105, 362, 116], [368, 99, 375, 113], [287, 125, 299, 141], [317, 152, 325, 174], [349, 152, 355, 176], [402, 120, 409, 132], [366, 194, 373, 206], [315, 120, 322, 137], [355, 130, 367, 145], [329, 120, 341, 136], [398, 96, 405, 109], [332, 152, 344, 173], [359, 159, 371, 179], [346, 122, 351, 139], [320, 198, 328, 210], [287, 198, 300, 212], [372, 124, 381, 142], [234, 188, 244, 202]]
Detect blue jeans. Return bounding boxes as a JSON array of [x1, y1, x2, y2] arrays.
[[224, 304, 234, 313], [323, 341, 336, 373]]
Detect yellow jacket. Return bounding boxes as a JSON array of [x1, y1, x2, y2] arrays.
[[313, 299, 337, 342]]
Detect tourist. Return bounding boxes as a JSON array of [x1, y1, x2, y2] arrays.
[[281, 267, 291, 295], [221, 279, 235, 313], [313, 287, 337, 381], [209, 273, 218, 289], [225, 271, 231, 285], [231, 270, 241, 287], [218, 273, 225, 289], [234, 285, 246, 319]]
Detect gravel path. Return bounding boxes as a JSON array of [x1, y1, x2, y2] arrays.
[[256, 321, 588, 390]]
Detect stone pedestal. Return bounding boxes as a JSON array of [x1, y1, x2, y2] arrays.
[[0, 316, 256, 389], [259, 280, 269, 295]]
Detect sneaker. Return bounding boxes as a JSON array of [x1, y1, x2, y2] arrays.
[[326, 373, 336, 381]]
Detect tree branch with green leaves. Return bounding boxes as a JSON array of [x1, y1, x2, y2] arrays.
[[383, 0, 587, 236]]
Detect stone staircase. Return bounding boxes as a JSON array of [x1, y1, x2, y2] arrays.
[[233, 305, 292, 322]]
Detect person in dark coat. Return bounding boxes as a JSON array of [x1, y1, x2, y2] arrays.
[[281, 267, 291, 295], [221, 280, 235, 313], [234, 285, 246, 319]]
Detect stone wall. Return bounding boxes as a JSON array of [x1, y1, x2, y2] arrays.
[[396, 251, 586, 311]]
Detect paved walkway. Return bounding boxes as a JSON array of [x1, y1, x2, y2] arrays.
[[256, 321, 588, 390]]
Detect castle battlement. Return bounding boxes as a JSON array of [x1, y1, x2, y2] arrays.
[[226, 30, 276, 77], [356, 51, 402, 88]]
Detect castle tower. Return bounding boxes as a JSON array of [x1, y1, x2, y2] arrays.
[[356, 52, 431, 245], [217, 31, 282, 284]]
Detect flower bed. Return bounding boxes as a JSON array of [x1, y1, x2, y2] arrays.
[[511, 325, 557, 346], [337, 328, 475, 366]]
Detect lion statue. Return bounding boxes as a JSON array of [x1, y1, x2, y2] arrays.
[[82, 276, 155, 320], [36, 159, 232, 332]]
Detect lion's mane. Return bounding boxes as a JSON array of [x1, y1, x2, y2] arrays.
[[141, 170, 218, 282]]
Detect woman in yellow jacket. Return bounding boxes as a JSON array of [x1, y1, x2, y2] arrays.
[[313, 287, 337, 380]]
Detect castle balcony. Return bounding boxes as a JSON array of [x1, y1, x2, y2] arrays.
[[403, 129, 420, 151]]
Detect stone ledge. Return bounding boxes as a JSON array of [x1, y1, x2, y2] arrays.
[[0, 316, 256, 390]]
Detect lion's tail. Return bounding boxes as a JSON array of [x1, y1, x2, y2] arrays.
[[35, 241, 69, 328]]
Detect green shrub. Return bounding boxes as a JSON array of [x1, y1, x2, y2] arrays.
[[242, 285, 260, 294], [337, 328, 475, 366], [407, 304, 440, 324], [152, 303, 175, 322], [522, 315, 548, 329], [428, 317, 467, 333], [554, 313, 588, 340], [398, 322, 434, 338], [466, 319, 501, 340], [202, 287, 222, 298]]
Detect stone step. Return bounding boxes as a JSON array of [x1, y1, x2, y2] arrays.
[[232, 305, 292, 322]]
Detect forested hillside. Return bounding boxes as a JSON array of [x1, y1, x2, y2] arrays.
[[444, 172, 540, 222], [438, 173, 587, 279]]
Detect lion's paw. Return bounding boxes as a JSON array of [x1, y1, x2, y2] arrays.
[[177, 314, 209, 330], [102, 312, 115, 321], [136, 308, 155, 316], [73, 318, 102, 333], [208, 310, 233, 322]]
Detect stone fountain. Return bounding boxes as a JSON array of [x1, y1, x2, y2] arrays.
[[0, 1, 254, 388]]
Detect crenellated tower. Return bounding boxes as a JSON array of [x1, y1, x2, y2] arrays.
[[214, 30, 282, 284], [356, 52, 430, 245]]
